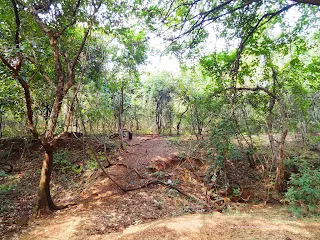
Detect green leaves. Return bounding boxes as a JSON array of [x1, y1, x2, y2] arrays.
[[285, 158, 320, 217]]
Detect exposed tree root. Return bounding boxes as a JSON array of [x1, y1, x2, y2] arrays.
[[125, 167, 149, 179]]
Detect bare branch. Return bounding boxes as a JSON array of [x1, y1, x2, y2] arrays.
[[0, 54, 16, 72], [232, 86, 278, 100], [55, 0, 82, 38], [26, 56, 57, 91], [29, 6, 52, 35], [11, 0, 20, 49], [41, 72, 57, 91], [64, 83, 82, 133], [14, 75, 39, 139]]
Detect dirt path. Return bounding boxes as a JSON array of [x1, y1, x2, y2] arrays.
[[16, 135, 179, 240], [90, 213, 320, 240]]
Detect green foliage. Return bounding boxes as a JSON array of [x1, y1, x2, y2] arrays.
[[167, 136, 182, 145], [53, 150, 82, 174], [204, 120, 238, 187], [85, 151, 104, 171], [150, 171, 166, 179], [0, 179, 18, 195], [210, 120, 236, 166], [232, 187, 241, 197], [285, 159, 320, 217], [0, 170, 7, 178]]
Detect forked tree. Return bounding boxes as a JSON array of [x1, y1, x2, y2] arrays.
[[0, 0, 102, 215]]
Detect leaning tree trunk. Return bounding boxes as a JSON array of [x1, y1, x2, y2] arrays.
[[37, 144, 60, 215]]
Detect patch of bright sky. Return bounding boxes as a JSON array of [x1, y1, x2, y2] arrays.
[[142, 30, 230, 76]]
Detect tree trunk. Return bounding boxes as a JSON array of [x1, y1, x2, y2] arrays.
[[119, 84, 124, 149], [133, 106, 140, 130], [275, 129, 288, 193], [0, 111, 3, 138], [300, 120, 307, 145], [156, 101, 162, 134], [37, 144, 59, 215], [44, 105, 50, 129], [176, 106, 189, 136], [267, 97, 277, 164]]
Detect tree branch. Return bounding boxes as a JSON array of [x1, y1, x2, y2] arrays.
[[29, 6, 52, 35], [0, 54, 15, 72], [232, 86, 278, 100], [15, 75, 39, 139], [293, 0, 320, 6], [231, 3, 298, 75], [26, 56, 57, 91], [63, 83, 82, 133], [55, 0, 82, 38], [11, 0, 20, 49], [10, 0, 23, 71]]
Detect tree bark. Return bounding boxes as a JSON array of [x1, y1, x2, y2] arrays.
[[267, 98, 277, 164], [37, 144, 60, 215], [275, 128, 288, 193]]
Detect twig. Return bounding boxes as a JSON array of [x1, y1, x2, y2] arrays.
[[5, 143, 14, 162], [91, 149, 127, 192]]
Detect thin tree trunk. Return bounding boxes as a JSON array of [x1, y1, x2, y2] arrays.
[[134, 106, 140, 130], [275, 97, 288, 193], [267, 98, 277, 163], [275, 128, 288, 193], [177, 106, 189, 135], [0, 111, 3, 138], [44, 105, 50, 129], [119, 84, 124, 149]]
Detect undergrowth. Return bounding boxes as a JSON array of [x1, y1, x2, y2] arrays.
[[285, 157, 320, 217]]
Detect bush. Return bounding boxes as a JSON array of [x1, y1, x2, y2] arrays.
[[53, 150, 72, 173], [53, 150, 82, 174], [285, 159, 320, 217]]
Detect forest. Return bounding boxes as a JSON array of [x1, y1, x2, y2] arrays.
[[0, 0, 319, 239]]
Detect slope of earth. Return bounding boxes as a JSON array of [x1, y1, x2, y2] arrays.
[[4, 134, 319, 240], [14, 135, 183, 240]]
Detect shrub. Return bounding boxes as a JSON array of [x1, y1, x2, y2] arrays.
[[285, 159, 320, 217]]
